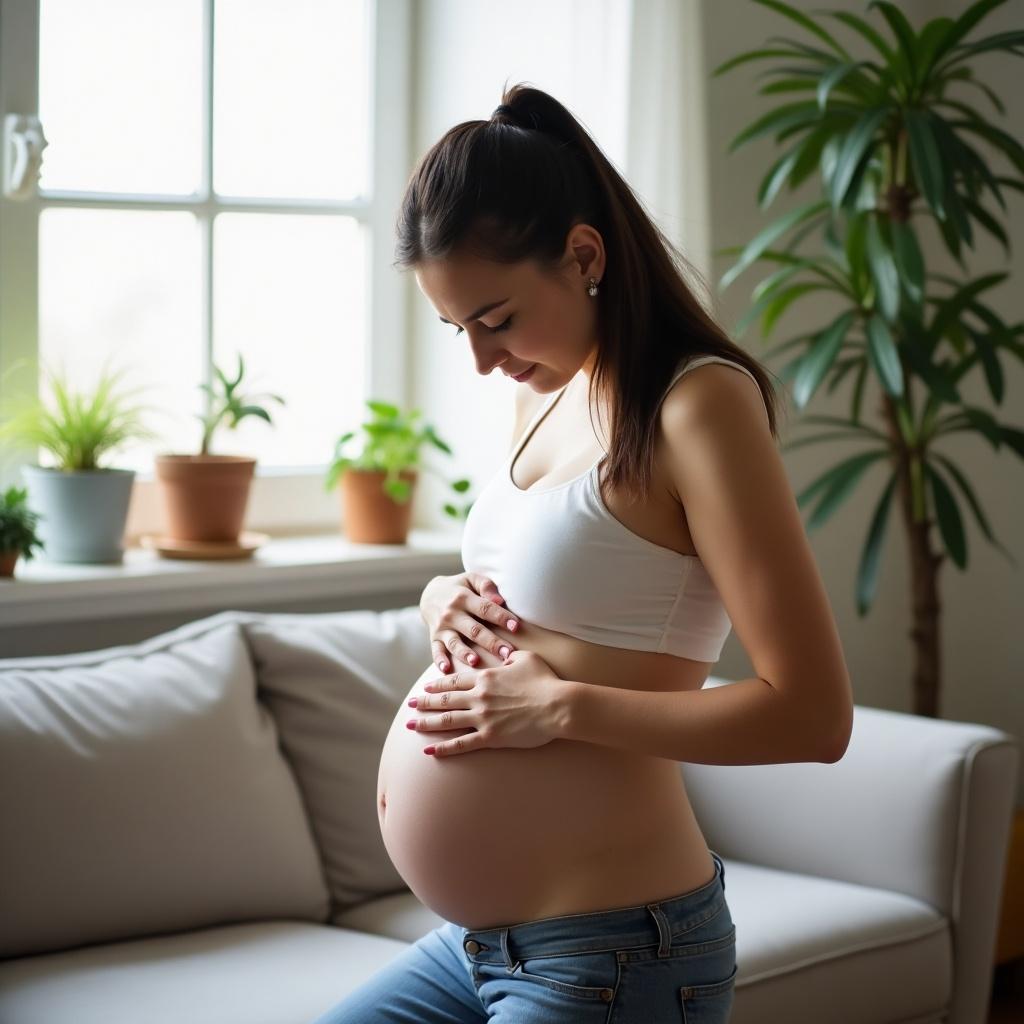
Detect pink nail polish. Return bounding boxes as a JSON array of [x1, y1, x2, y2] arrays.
[[507, 619, 518, 630], [408, 698, 417, 707], [406, 720, 417, 730], [423, 745, 436, 755]]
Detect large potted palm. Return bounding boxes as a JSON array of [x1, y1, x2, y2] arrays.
[[714, 0, 1023, 721], [715, 3, 1024, 967]]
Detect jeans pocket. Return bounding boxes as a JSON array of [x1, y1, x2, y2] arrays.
[[680, 961, 738, 1024], [511, 949, 619, 1001]]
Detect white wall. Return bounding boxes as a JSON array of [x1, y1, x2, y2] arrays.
[[926, 0, 1024, 797]]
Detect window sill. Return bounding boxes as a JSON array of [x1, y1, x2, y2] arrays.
[[0, 528, 464, 627]]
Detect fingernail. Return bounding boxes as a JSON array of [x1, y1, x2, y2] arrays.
[[407, 698, 418, 708], [468, 654, 478, 664], [423, 745, 436, 755], [406, 719, 417, 730], [498, 646, 511, 659], [507, 619, 518, 630]]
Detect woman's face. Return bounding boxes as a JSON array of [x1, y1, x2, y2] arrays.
[[414, 224, 606, 392]]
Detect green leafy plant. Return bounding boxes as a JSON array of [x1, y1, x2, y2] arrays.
[[0, 485, 45, 561], [714, 0, 1023, 718], [197, 353, 286, 455], [0, 358, 159, 471], [325, 399, 472, 518]]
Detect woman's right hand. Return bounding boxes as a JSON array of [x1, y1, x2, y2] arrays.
[[420, 572, 522, 673]]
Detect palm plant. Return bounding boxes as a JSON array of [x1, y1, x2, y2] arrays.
[[714, 0, 1023, 717]]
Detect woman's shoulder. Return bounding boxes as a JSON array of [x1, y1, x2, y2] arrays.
[[661, 357, 770, 432]]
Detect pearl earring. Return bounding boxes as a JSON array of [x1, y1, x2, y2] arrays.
[[587, 277, 599, 297]]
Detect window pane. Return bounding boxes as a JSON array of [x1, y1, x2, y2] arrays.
[[38, 0, 203, 195], [38, 209, 203, 469], [213, 0, 369, 199], [212, 213, 365, 468]]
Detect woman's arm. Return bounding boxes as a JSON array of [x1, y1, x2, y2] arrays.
[[556, 364, 854, 765], [556, 675, 842, 764]]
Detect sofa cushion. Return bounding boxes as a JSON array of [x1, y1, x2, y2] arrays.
[[331, 888, 449, 945], [243, 606, 431, 913], [721, 859, 950, 1021], [0, 612, 330, 959], [0, 920, 411, 1024]]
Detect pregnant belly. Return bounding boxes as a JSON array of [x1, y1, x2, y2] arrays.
[[377, 658, 705, 929]]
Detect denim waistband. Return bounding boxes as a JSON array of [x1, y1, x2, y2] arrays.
[[461, 851, 726, 967]]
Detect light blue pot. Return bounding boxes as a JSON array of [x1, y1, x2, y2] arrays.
[[21, 465, 136, 564]]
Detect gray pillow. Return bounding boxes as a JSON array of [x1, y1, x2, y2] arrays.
[[243, 606, 431, 915], [0, 612, 330, 958]]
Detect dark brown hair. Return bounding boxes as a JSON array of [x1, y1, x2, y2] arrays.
[[393, 80, 785, 504]]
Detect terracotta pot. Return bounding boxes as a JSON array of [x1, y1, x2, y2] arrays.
[[340, 468, 417, 544], [0, 549, 19, 578], [154, 454, 256, 542]]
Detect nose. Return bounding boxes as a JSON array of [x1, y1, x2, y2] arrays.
[[467, 336, 507, 376]]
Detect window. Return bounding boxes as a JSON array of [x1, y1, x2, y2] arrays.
[[0, 0, 411, 535]]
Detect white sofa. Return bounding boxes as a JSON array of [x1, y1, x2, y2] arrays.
[[0, 605, 1017, 1024]]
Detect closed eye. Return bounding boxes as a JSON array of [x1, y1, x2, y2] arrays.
[[453, 315, 513, 336]]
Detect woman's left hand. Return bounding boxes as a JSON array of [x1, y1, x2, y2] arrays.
[[409, 649, 573, 757]]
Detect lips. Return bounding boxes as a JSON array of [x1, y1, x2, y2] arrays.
[[512, 364, 536, 382]]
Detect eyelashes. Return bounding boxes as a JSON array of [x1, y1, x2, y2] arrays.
[[453, 315, 513, 336]]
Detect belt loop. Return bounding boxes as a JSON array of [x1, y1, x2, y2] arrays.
[[500, 928, 517, 971], [646, 902, 673, 957], [713, 851, 726, 891]]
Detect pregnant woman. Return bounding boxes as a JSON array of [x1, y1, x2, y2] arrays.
[[312, 83, 853, 1023]]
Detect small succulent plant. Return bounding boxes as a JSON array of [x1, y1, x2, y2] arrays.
[[196, 353, 286, 455]]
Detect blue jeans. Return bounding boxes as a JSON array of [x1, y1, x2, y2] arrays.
[[310, 851, 736, 1023]]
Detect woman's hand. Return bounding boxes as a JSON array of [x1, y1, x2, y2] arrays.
[[407, 650, 573, 757], [419, 572, 522, 674]]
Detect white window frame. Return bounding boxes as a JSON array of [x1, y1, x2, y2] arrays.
[[0, 0, 414, 539]]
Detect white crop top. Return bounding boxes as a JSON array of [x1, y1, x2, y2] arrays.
[[460, 355, 764, 662]]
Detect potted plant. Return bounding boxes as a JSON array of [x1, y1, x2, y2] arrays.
[[153, 353, 285, 545], [325, 399, 471, 544], [713, 0, 1023, 720], [0, 359, 158, 563], [0, 485, 45, 578]]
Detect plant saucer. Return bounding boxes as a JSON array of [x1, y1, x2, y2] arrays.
[[139, 531, 269, 561]]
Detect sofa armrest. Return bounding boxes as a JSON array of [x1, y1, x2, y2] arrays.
[[682, 683, 1019, 1024], [684, 684, 1018, 909]]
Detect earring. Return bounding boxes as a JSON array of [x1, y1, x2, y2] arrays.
[[587, 277, 599, 297]]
